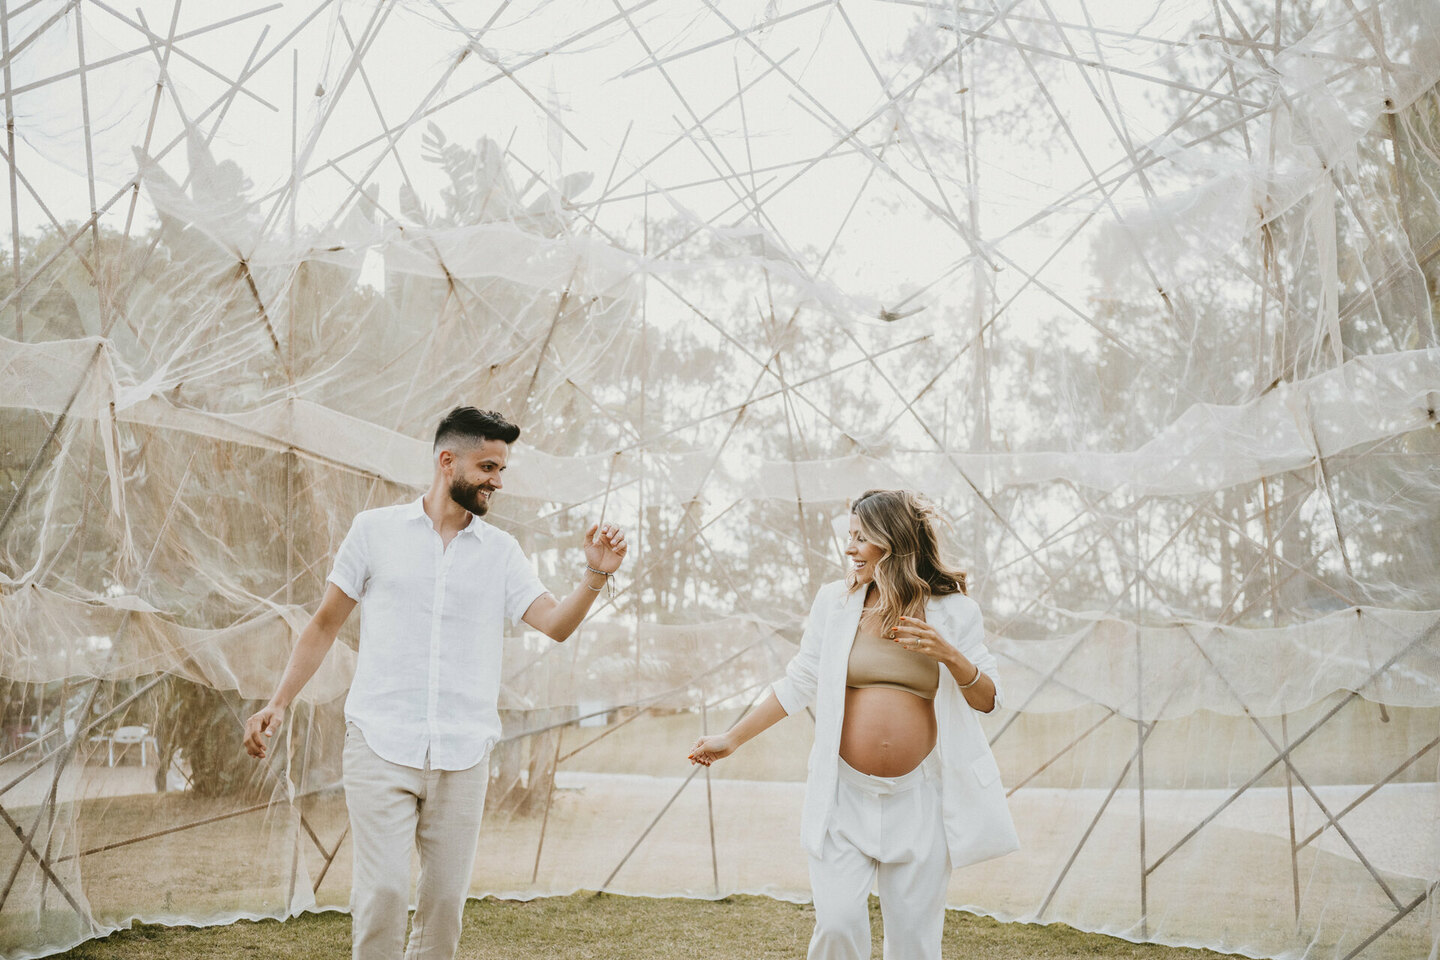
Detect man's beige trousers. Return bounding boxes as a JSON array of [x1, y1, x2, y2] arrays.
[[343, 724, 489, 960]]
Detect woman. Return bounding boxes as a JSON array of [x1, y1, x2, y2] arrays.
[[689, 489, 1018, 960]]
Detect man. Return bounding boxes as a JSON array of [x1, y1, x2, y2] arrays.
[[243, 406, 626, 960]]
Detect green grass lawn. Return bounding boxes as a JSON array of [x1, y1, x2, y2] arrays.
[[52, 893, 1243, 960]]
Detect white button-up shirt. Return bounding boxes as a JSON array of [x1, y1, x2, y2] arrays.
[[327, 497, 549, 771]]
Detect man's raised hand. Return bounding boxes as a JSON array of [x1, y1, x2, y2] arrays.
[[584, 522, 628, 573]]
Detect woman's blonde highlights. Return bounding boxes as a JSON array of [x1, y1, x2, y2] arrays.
[[847, 489, 967, 634]]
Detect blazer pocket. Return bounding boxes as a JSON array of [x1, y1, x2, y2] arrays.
[[971, 751, 1002, 788]]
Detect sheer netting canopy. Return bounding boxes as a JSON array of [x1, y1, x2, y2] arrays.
[[1, 1, 1438, 958]]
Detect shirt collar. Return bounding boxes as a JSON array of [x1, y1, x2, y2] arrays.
[[405, 496, 485, 540]]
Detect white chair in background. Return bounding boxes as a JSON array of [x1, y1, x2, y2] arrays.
[[107, 725, 157, 766]]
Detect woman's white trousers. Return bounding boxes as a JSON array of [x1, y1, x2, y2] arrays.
[[807, 750, 951, 960]]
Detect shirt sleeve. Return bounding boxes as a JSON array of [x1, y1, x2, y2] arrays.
[[327, 513, 370, 602], [504, 537, 551, 626]]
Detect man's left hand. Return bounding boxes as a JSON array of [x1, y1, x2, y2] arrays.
[[584, 522, 627, 573]]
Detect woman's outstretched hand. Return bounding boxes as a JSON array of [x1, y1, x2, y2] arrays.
[[688, 733, 736, 766]]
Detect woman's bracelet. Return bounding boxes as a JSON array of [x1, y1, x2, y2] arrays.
[[585, 564, 612, 579], [957, 664, 984, 689]]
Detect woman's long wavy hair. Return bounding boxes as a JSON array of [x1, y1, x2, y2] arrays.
[[847, 489, 967, 634]]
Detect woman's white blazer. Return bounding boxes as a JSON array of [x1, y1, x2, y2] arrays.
[[772, 580, 1020, 869]]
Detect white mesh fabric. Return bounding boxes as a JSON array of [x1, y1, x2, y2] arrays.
[[1, 2, 1439, 959]]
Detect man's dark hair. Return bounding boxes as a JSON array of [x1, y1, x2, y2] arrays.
[[433, 407, 520, 452]]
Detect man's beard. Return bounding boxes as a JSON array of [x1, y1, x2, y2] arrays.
[[449, 476, 492, 516]]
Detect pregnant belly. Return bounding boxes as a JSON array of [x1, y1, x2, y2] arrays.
[[838, 686, 937, 777]]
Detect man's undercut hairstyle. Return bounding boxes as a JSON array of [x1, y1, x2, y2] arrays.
[[433, 407, 520, 454]]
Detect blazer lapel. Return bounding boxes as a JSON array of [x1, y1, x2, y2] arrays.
[[826, 585, 865, 687]]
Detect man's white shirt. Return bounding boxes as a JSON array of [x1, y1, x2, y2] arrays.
[[327, 497, 549, 771]]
